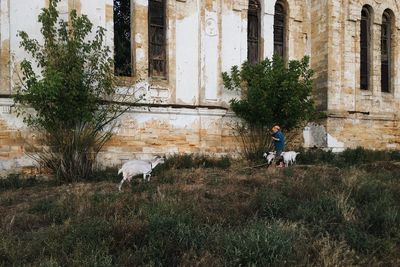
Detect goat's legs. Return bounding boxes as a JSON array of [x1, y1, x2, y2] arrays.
[[142, 172, 152, 182], [118, 178, 125, 191]]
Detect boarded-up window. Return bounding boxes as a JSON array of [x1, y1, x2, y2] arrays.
[[114, 0, 132, 76], [381, 11, 391, 93], [149, 0, 166, 78], [247, 0, 260, 64], [360, 7, 371, 90], [274, 1, 286, 59]]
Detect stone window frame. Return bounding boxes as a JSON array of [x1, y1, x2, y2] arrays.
[[247, 0, 261, 64], [148, 0, 167, 79], [360, 5, 373, 91], [113, 0, 134, 77], [380, 9, 396, 94], [273, 0, 287, 61]]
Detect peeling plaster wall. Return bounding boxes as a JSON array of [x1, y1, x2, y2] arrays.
[[1, 0, 312, 104], [1, 0, 400, 173], [176, 0, 200, 104], [0, 0, 11, 95]]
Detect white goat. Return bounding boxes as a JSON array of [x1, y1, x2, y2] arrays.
[[263, 151, 276, 165], [281, 151, 300, 167], [117, 156, 164, 191]]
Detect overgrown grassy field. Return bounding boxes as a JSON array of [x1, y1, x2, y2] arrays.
[[1, 151, 400, 266]]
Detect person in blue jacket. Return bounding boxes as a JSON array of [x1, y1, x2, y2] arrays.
[[271, 125, 285, 167]]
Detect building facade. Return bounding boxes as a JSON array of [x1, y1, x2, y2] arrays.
[[0, 0, 399, 172]]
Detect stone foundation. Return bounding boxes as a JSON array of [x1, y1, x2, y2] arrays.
[[0, 104, 240, 174]]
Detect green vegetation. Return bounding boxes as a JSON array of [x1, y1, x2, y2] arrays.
[[297, 146, 400, 167], [14, 0, 139, 182], [1, 151, 399, 266], [222, 55, 315, 160]]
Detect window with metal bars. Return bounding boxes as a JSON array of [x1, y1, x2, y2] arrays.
[[360, 7, 371, 90], [274, 1, 286, 59], [381, 11, 391, 93], [149, 0, 166, 78], [247, 0, 260, 64], [114, 0, 132, 76]]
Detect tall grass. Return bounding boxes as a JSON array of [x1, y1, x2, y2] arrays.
[[297, 147, 400, 167], [1, 155, 400, 266]]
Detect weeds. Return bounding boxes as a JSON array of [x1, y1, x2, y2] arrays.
[[219, 221, 304, 266], [160, 154, 231, 170], [0, 174, 42, 191], [1, 157, 399, 266], [297, 147, 400, 168]]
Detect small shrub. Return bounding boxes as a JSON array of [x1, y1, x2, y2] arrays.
[[335, 147, 387, 168], [296, 148, 335, 165], [88, 167, 119, 182], [14, 0, 140, 182], [0, 174, 40, 191], [160, 154, 231, 170], [389, 150, 400, 161], [297, 147, 400, 168], [222, 55, 315, 161]]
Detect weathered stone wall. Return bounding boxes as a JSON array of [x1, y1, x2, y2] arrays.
[[310, 0, 329, 110], [321, 0, 400, 150], [98, 107, 239, 166], [1, 0, 400, 173], [327, 114, 400, 150], [0, 105, 239, 174]]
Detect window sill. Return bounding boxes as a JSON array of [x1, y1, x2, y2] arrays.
[[359, 90, 372, 96], [381, 91, 394, 99]]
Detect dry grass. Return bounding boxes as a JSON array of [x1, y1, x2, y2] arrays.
[[1, 160, 400, 266]]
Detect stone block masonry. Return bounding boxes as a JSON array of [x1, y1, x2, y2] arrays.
[[1, 0, 400, 174]]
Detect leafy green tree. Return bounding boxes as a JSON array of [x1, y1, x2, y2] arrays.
[[14, 0, 139, 181], [222, 55, 315, 160]]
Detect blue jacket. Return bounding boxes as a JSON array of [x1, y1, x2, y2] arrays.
[[272, 130, 285, 151]]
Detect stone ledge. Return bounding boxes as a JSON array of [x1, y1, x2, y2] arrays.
[[125, 106, 236, 117], [327, 110, 398, 121], [0, 98, 13, 114]]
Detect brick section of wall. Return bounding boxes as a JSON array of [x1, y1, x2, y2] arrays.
[[98, 107, 239, 166], [0, 107, 240, 173], [327, 115, 400, 150]]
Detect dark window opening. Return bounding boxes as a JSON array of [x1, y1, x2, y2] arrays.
[[360, 7, 370, 90], [149, 0, 166, 78], [274, 1, 286, 59], [381, 12, 391, 93], [247, 0, 261, 64], [114, 0, 132, 76]]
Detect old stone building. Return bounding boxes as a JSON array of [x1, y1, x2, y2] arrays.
[[0, 0, 399, 171]]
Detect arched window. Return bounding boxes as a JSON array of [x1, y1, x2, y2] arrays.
[[274, 1, 286, 59], [360, 6, 371, 90], [381, 11, 392, 92], [149, 0, 166, 78], [247, 0, 261, 64], [114, 0, 132, 76]]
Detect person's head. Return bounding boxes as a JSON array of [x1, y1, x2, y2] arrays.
[[272, 125, 280, 133]]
